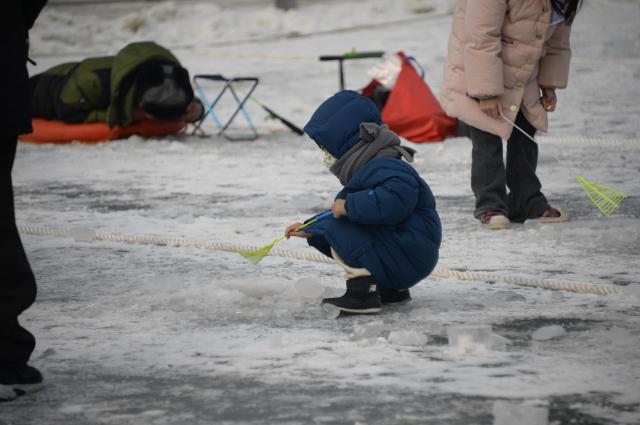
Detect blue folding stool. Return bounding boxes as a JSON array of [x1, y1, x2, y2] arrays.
[[191, 74, 260, 141]]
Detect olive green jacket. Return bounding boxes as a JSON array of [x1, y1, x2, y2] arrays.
[[33, 41, 181, 127]]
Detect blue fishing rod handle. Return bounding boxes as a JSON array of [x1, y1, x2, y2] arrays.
[[314, 210, 334, 220], [305, 210, 333, 223]]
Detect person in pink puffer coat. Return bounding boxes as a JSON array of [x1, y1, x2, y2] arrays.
[[441, 0, 582, 229]]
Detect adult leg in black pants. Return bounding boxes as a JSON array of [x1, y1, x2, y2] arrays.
[[0, 135, 43, 402]]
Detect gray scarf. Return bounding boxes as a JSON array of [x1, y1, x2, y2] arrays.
[[329, 122, 416, 185]]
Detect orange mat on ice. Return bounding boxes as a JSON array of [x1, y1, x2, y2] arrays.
[[20, 119, 187, 144]]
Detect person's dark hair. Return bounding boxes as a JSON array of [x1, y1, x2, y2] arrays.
[[134, 61, 194, 120], [551, 0, 583, 24]]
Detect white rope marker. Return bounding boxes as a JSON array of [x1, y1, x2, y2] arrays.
[[18, 226, 622, 296]]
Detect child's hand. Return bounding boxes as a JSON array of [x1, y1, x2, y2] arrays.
[[285, 222, 312, 239], [478, 97, 502, 119], [332, 199, 347, 218], [540, 88, 557, 112]]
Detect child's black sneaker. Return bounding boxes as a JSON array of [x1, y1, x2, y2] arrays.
[[379, 287, 412, 306], [0, 364, 44, 402], [322, 276, 382, 314]]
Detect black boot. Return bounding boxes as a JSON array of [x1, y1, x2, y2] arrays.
[[0, 364, 44, 402], [379, 287, 412, 306], [322, 276, 382, 314]]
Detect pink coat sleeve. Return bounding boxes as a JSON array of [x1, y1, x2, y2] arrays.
[[538, 22, 572, 89], [463, 0, 508, 99]]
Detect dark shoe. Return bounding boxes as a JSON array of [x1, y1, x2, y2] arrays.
[[538, 207, 569, 223], [321, 276, 382, 314], [479, 210, 511, 230], [0, 364, 44, 402], [379, 287, 412, 306]]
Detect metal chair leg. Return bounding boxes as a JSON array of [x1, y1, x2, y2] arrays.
[[192, 74, 260, 141]]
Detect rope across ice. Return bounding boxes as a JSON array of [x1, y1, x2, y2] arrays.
[[18, 225, 622, 296]]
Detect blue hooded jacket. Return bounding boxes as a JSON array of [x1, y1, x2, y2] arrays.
[[302, 91, 442, 289]]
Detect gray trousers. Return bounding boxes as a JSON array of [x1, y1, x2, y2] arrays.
[[467, 112, 550, 222]]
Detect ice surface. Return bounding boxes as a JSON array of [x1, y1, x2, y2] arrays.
[[68, 226, 96, 242], [0, 386, 16, 402], [293, 194, 329, 213], [268, 333, 284, 349], [483, 290, 527, 307], [531, 325, 567, 341], [295, 278, 326, 299], [604, 326, 635, 348], [154, 274, 184, 289], [387, 330, 428, 347], [30, 0, 448, 56], [493, 400, 549, 425], [405, 0, 455, 13], [408, 307, 436, 321], [622, 283, 640, 297], [59, 405, 85, 414], [8, 0, 640, 423]]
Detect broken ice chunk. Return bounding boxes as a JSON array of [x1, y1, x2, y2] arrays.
[[488, 333, 511, 351], [531, 325, 567, 341], [224, 278, 289, 298], [353, 320, 386, 340], [295, 278, 326, 299], [321, 303, 340, 319], [447, 325, 511, 352], [446, 325, 492, 346]]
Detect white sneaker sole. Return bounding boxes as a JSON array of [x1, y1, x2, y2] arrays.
[[322, 303, 382, 316], [480, 216, 511, 230], [330, 306, 382, 314], [538, 210, 570, 223]]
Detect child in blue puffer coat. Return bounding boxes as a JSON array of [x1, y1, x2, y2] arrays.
[[285, 90, 442, 314]]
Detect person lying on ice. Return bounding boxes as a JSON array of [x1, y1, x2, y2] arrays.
[[285, 90, 442, 314], [30, 41, 203, 127]]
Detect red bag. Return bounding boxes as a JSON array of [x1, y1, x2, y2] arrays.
[[364, 52, 457, 143]]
